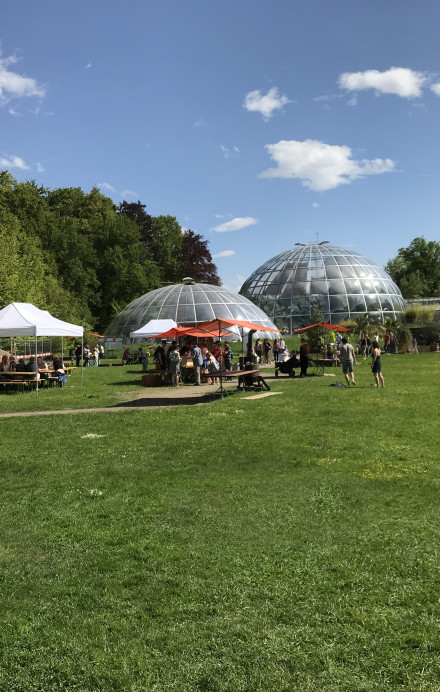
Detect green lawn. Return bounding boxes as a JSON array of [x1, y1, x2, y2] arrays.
[[1, 354, 439, 691]]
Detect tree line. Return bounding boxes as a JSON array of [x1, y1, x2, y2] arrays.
[[0, 172, 220, 331]]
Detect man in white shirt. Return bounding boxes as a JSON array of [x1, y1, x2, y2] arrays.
[[338, 338, 357, 386]]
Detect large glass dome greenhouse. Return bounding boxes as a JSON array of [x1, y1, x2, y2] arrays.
[[105, 278, 279, 341], [239, 242, 406, 332]]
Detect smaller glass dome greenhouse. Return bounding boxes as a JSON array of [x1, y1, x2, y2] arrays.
[[105, 278, 279, 342], [239, 242, 406, 331]]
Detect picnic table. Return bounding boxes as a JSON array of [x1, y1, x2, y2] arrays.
[[215, 369, 271, 392]]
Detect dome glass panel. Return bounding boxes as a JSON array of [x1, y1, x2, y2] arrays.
[[239, 243, 405, 331], [105, 279, 279, 341]]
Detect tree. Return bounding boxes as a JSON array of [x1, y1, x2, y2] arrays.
[[181, 230, 221, 285], [117, 200, 152, 240], [307, 300, 325, 354], [143, 215, 183, 284], [385, 237, 440, 298]]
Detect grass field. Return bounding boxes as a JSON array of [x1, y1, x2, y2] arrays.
[[1, 354, 439, 691]]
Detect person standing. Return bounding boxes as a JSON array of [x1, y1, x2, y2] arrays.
[[75, 343, 82, 367], [138, 347, 148, 373], [273, 339, 280, 363], [299, 338, 310, 378], [223, 341, 233, 380], [371, 340, 384, 388], [168, 344, 181, 387], [263, 338, 272, 365], [338, 337, 357, 386], [411, 336, 418, 354], [192, 342, 204, 386], [154, 341, 167, 382]]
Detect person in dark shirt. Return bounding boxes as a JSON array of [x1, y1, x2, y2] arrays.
[[154, 341, 167, 382], [25, 356, 39, 379], [299, 338, 310, 378]]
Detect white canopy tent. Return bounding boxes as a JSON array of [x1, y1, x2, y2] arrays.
[[0, 303, 84, 390], [130, 319, 177, 340], [0, 303, 84, 338]]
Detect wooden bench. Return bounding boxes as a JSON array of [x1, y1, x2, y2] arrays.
[[0, 380, 27, 392]]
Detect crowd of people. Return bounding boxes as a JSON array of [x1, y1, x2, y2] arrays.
[[72, 343, 104, 367], [0, 353, 67, 386], [113, 328, 394, 390], [149, 339, 234, 387]]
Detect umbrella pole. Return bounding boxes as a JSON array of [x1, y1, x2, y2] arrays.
[[218, 325, 225, 398]]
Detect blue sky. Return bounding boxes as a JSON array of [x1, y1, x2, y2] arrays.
[[2, 0, 440, 292]]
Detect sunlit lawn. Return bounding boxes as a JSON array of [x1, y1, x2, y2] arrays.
[[0, 353, 439, 690]]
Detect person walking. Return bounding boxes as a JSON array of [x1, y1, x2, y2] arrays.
[[338, 337, 357, 386], [192, 342, 204, 386], [371, 340, 385, 388]]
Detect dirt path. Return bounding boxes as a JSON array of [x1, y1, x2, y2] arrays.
[[0, 381, 240, 418]]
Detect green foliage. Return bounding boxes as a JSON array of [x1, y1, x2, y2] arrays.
[[0, 173, 220, 332], [419, 314, 440, 345], [182, 229, 221, 285], [402, 303, 436, 325], [394, 323, 412, 351], [385, 236, 440, 298], [306, 300, 325, 353]]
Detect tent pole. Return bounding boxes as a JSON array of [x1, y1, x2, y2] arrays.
[[81, 334, 84, 384], [35, 334, 39, 394]]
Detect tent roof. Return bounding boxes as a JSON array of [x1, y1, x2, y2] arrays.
[[0, 303, 84, 337], [152, 326, 232, 339], [130, 319, 177, 339]]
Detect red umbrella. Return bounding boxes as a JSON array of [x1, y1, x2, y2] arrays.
[[196, 318, 280, 334], [293, 322, 350, 333]]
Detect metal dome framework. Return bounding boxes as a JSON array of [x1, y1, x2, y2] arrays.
[[105, 278, 279, 342], [239, 243, 406, 332]]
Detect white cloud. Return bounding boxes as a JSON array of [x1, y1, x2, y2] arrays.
[[338, 67, 427, 98], [212, 217, 257, 232], [85, 61, 92, 69], [36, 162, 45, 173], [243, 87, 290, 119], [97, 182, 116, 193], [312, 202, 319, 208], [120, 189, 138, 199], [260, 139, 395, 191], [221, 274, 245, 293], [0, 50, 46, 104], [431, 83, 440, 96], [346, 94, 358, 107], [194, 118, 207, 127], [0, 154, 29, 170], [220, 145, 239, 159], [8, 106, 21, 116], [213, 250, 236, 258]]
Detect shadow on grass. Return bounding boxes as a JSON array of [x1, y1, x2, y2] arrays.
[[111, 392, 219, 408]]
